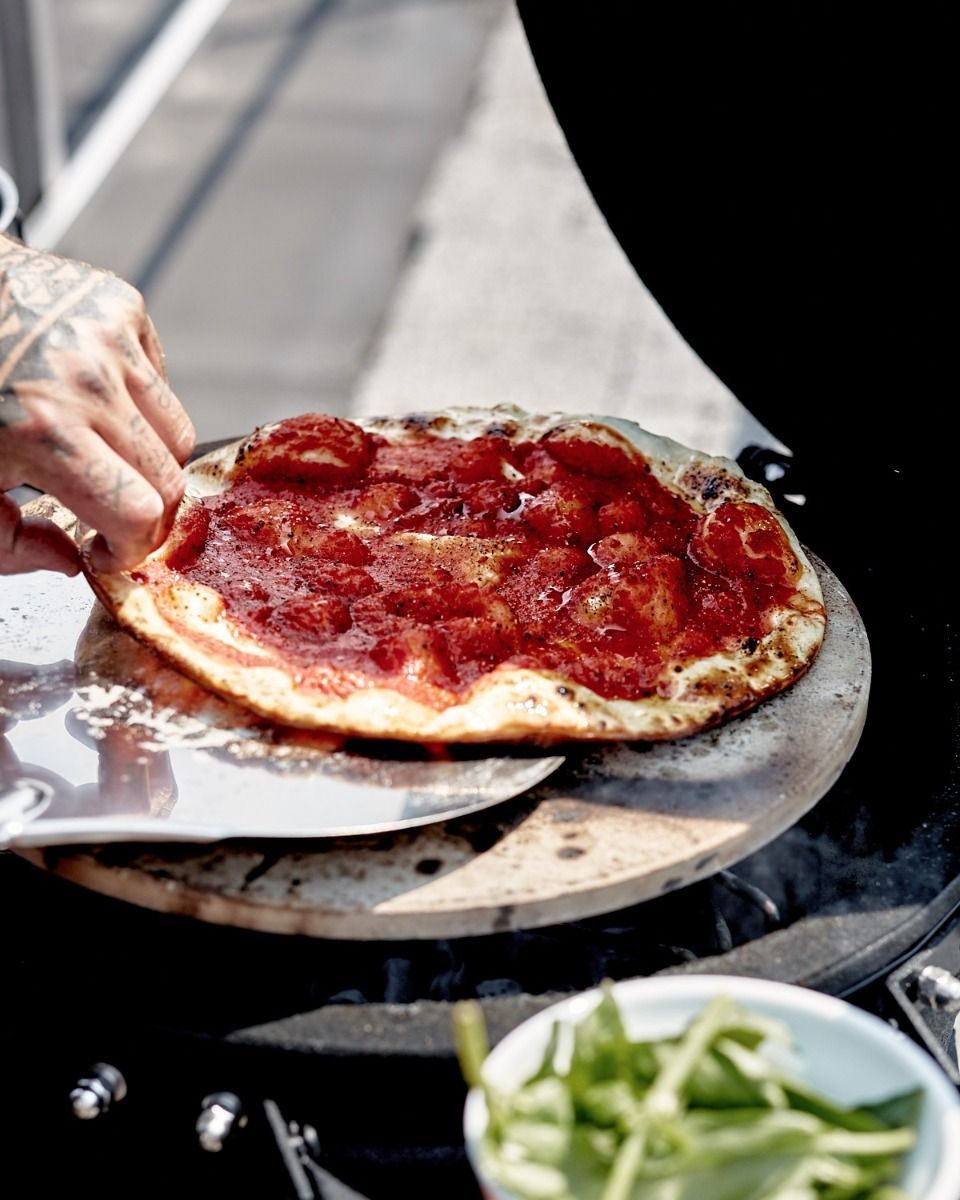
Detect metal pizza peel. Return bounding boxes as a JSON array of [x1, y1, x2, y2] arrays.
[[0, 564, 565, 848]]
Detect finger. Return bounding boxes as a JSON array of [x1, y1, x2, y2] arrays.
[[21, 429, 164, 571], [127, 354, 196, 465], [137, 311, 196, 464], [139, 312, 168, 381], [129, 368, 196, 466], [94, 399, 187, 528], [0, 492, 80, 576]]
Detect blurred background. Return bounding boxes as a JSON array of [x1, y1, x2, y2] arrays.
[[2, 0, 768, 453]]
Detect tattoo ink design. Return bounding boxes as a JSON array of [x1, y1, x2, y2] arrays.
[[126, 411, 169, 476], [111, 330, 142, 367], [0, 244, 137, 396], [76, 362, 117, 407], [85, 459, 136, 507], [145, 369, 171, 408], [111, 328, 172, 409], [39, 434, 73, 458]]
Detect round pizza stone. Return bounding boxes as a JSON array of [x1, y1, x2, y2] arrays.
[[25, 554, 870, 939]]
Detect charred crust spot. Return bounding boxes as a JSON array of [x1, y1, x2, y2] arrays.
[[537, 420, 576, 440], [485, 423, 517, 438], [701, 474, 724, 502], [402, 412, 451, 433], [685, 465, 723, 501], [741, 637, 759, 654], [678, 462, 750, 505]]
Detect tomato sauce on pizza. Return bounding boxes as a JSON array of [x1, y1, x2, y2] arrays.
[[143, 414, 807, 709]]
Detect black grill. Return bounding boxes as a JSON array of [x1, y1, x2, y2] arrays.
[[4, 711, 960, 1199], [4, 446, 960, 1198]]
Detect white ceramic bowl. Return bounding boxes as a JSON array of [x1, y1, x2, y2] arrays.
[[464, 975, 960, 1200]]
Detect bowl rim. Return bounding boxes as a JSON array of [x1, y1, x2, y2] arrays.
[[464, 974, 960, 1200]]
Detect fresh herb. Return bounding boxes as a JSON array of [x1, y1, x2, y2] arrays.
[[457, 987, 920, 1200]]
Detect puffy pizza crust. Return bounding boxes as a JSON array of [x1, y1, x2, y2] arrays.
[[82, 406, 825, 743]]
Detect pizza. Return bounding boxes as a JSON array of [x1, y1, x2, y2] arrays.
[[81, 406, 825, 743]]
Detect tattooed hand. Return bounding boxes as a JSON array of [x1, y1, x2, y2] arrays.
[[0, 234, 195, 576]]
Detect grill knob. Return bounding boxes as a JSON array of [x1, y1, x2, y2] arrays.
[[69, 1063, 127, 1120], [196, 1092, 246, 1152], [917, 965, 960, 1011]]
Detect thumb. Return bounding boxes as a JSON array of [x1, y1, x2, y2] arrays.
[[0, 492, 81, 576]]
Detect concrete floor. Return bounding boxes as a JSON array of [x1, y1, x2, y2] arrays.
[[51, 0, 179, 149], [54, 0, 507, 439]]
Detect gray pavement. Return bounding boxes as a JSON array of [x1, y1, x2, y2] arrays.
[[51, 0, 177, 149], [55, 0, 507, 440]]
